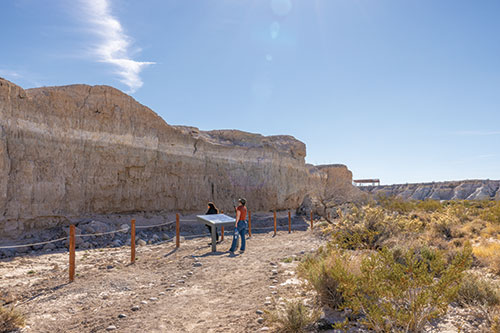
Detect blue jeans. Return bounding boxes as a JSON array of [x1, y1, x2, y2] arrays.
[[230, 220, 247, 252]]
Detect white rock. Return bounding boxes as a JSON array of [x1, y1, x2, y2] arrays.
[[106, 325, 117, 331]]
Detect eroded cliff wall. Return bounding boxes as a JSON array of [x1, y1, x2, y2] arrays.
[[0, 78, 356, 237]]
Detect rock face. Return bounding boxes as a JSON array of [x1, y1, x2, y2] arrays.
[[359, 180, 500, 201], [0, 78, 357, 237]]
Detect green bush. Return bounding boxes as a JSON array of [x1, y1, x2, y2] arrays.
[[377, 195, 415, 214], [334, 206, 399, 250], [415, 199, 443, 212], [299, 251, 347, 309], [300, 246, 472, 333], [265, 300, 320, 333], [344, 246, 471, 332], [481, 201, 500, 224]]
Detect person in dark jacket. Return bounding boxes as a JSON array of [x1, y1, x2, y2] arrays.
[[206, 202, 220, 243]]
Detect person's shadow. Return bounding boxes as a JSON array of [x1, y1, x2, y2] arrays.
[[192, 251, 239, 258]]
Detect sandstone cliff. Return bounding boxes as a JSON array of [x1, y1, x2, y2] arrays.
[[0, 78, 356, 237], [359, 180, 500, 201]]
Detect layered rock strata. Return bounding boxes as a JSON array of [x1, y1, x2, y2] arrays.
[[0, 78, 356, 238], [359, 180, 500, 201]]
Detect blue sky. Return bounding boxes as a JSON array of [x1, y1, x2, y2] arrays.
[[1, 0, 499, 184]]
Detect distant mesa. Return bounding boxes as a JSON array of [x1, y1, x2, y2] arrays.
[[358, 179, 500, 201]]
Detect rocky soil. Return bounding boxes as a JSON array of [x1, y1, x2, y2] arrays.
[[1, 215, 493, 332], [1, 214, 321, 333]]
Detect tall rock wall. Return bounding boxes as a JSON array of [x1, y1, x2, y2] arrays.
[[359, 180, 500, 201], [0, 78, 356, 237]]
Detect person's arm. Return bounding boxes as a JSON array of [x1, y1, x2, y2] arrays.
[[235, 209, 241, 227]]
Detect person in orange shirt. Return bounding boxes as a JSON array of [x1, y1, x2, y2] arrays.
[[229, 198, 247, 253]]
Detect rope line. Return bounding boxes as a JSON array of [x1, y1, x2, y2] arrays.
[[0, 217, 311, 250], [0, 237, 67, 249], [75, 228, 130, 237], [135, 220, 176, 229]]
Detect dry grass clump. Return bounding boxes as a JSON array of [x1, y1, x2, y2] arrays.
[[456, 273, 500, 307], [265, 300, 320, 333], [0, 305, 25, 333], [473, 242, 500, 275], [492, 309, 500, 333]]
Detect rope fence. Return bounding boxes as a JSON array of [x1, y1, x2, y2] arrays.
[[0, 209, 318, 283]]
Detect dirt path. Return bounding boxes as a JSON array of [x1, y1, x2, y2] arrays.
[[1, 228, 324, 332]]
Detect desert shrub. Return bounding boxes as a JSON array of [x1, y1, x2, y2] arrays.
[[265, 300, 320, 333], [456, 273, 500, 307], [333, 206, 402, 250], [377, 195, 415, 214], [481, 201, 500, 224], [300, 245, 472, 332], [480, 223, 500, 239], [332, 246, 470, 332], [0, 306, 25, 332], [299, 252, 348, 309], [416, 199, 443, 212], [427, 211, 462, 242], [458, 219, 487, 238], [473, 243, 500, 275]]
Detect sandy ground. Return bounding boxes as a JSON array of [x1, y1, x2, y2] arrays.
[[1, 225, 324, 332]]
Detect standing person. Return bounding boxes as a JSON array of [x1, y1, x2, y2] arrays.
[[229, 198, 247, 254], [206, 202, 220, 244]]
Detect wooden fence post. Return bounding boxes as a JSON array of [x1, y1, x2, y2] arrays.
[[69, 225, 75, 282], [131, 219, 136, 264], [273, 211, 277, 237], [176, 213, 180, 248], [220, 210, 224, 242], [288, 211, 291, 233], [248, 210, 252, 237], [310, 211, 314, 231]]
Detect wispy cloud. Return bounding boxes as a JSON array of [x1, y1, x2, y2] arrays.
[[455, 130, 500, 136], [80, 0, 154, 93], [477, 154, 496, 159], [0, 69, 22, 79]]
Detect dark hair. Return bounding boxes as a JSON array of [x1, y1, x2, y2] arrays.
[[238, 198, 246, 206], [208, 202, 217, 210]]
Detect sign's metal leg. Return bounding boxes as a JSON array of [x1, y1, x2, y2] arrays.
[[211, 224, 217, 252]]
